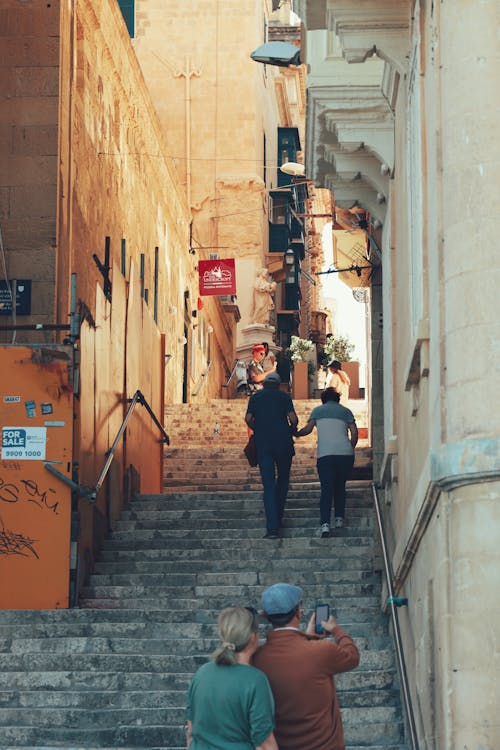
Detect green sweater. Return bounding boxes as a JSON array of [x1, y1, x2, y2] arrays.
[[186, 661, 275, 749]]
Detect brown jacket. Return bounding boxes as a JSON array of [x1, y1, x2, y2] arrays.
[[252, 626, 360, 750]]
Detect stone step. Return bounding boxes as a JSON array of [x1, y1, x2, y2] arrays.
[[93, 555, 377, 574], [132, 486, 374, 508], [0, 686, 401, 710], [117, 505, 374, 521], [104, 528, 375, 544], [163, 447, 372, 459], [2, 633, 391, 656], [0, 666, 397, 693], [0, 603, 385, 625], [162, 476, 371, 492], [112, 516, 375, 532], [164, 449, 372, 460], [0, 742, 407, 750], [78, 596, 383, 613], [0, 702, 401, 729], [0, 649, 395, 673], [0, 618, 391, 641], [97, 543, 378, 563], [79, 582, 381, 603], [161, 482, 374, 493], [0, 721, 402, 749], [99, 536, 375, 555], [87, 567, 381, 587]]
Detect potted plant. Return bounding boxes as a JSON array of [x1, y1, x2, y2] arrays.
[[286, 336, 316, 399]]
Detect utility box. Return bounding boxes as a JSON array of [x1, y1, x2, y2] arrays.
[[0, 345, 74, 609]]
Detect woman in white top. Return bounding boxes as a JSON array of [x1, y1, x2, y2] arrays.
[[325, 360, 350, 404]]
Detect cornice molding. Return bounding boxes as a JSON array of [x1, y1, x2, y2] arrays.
[[326, 0, 411, 74], [323, 146, 389, 197], [324, 176, 386, 223]]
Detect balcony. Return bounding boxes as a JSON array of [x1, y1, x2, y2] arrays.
[[268, 189, 292, 252]]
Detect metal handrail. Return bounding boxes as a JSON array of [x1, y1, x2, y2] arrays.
[[371, 482, 420, 750], [44, 390, 169, 503], [222, 359, 240, 388], [192, 360, 211, 397]]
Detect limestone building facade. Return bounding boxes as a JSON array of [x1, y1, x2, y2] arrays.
[[129, 0, 328, 370], [0, 0, 330, 590], [298, 0, 500, 747], [0, 0, 236, 587]]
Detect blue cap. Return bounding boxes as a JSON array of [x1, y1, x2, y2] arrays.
[[264, 371, 281, 384], [261, 583, 303, 615]]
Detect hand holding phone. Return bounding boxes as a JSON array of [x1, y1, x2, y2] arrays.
[[315, 603, 330, 634]]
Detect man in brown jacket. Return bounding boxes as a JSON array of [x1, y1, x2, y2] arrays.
[[253, 583, 360, 750]]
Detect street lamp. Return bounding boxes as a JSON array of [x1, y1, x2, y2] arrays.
[[250, 41, 301, 67]]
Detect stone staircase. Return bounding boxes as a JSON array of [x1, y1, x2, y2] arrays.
[[163, 398, 372, 492], [0, 397, 409, 750]]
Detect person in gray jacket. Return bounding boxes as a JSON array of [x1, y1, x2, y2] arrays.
[[295, 387, 358, 537]]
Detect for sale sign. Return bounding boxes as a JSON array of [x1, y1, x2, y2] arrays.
[[199, 259, 236, 296], [2, 426, 47, 460]]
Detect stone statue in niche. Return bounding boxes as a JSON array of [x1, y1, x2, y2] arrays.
[[250, 268, 277, 325]]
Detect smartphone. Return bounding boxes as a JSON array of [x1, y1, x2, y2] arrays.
[[315, 603, 330, 634]]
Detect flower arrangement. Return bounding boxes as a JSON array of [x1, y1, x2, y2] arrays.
[[321, 334, 354, 366], [285, 336, 317, 380], [287, 335, 315, 363]]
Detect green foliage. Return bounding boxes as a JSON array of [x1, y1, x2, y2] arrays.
[[321, 334, 355, 365]]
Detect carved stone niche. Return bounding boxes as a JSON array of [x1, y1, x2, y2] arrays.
[[326, 0, 411, 75]]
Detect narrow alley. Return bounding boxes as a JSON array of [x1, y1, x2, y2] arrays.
[[0, 398, 409, 749]]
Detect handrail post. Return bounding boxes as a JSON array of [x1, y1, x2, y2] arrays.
[[192, 361, 211, 397], [46, 390, 170, 503], [371, 482, 420, 750], [93, 391, 142, 497]]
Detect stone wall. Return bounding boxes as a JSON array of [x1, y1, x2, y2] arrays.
[[0, 0, 59, 340]]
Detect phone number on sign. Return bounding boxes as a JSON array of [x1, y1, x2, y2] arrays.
[[3, 450, 43, 458]]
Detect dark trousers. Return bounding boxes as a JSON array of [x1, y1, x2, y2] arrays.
[[257, 449, 293, 532], [316, 454, 354, 524]]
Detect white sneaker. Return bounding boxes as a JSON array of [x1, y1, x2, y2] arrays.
[[334, 517, 344, 529], [320, 523, 330, 538]]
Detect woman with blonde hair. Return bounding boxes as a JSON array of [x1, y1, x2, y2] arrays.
[[325, 360, 350, 404], [186, 607, 278, 749]]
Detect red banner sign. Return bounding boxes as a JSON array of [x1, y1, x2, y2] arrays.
[[199, 258, 236, 296]]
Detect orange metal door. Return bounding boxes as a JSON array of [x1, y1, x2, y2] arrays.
[[0, 345, 74, 609]]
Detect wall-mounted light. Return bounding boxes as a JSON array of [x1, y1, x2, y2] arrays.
[[285, 249, 295, 266], [165, 353, 173, 363], [207, 324, 214, 334], [280, 162, 305, 177], [178, 335, 187, 345], [250, 41, 301, 67]]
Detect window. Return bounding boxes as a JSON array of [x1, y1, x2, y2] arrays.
[[269, 194, 288, 224], [117, 0, 134, 38]]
